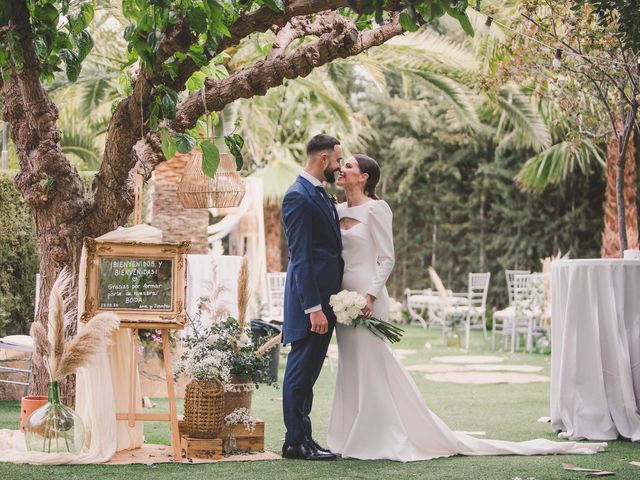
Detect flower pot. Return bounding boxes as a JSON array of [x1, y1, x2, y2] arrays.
[[24, 381, 85, 454], [20, 395, 48, 432], [223, 375, 254, 417]]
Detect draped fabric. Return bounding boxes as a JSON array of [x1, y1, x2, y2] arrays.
[[551, 259, 640, 441]]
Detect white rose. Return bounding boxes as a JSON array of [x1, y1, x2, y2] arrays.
[[336, 311, 352, 325], [207, 334, 219, 345], [347, 305, 362, 320], [330, 296, 345, 313]]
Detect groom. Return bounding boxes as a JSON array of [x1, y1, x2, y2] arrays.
[[281, 134, 344, 461]]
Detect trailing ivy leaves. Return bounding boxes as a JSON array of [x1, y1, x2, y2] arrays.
[[175, 133, 196, 154], [75, 30, 94, 61], [399, 12, 420, 32], [59, 49, 81, 82], [261, 0, 285, 13], [224, 134, 244, 170], [6, 31, 24, 69], [161, 128, 177, 160], [444, 5, 474, 36], [201, 140, 220, 178]]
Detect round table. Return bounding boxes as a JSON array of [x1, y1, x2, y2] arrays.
[[551, 259, 640, 441]]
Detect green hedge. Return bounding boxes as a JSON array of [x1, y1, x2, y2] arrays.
[[0, 171, 98, 336], [0, 172, 38, 336]]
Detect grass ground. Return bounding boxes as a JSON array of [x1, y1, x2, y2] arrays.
[[1, 326, 638, 479]]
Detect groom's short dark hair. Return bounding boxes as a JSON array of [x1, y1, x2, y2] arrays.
[[306, 134, 340, 156]]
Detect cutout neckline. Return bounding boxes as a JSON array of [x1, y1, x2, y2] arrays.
[[340, 217, 364, 231]]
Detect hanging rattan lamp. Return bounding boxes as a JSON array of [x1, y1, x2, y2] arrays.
[[176, 149, 245, 209]]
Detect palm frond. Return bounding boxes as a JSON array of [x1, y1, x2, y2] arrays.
[[515, 140, 605, 193], [492, 86, 552, 152], [406, 68, 481, 130]]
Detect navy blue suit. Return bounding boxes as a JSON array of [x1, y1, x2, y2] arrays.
[[281, 175, 343, 445]]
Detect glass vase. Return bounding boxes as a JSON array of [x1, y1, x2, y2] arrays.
[[24, 381, 85, 454], [445, 329, 461, 348]]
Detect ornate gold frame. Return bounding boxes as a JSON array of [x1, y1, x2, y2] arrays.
[[82, 238, 191, 329]]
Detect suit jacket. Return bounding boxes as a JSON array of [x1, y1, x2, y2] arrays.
[[281, 175, 344, 344]]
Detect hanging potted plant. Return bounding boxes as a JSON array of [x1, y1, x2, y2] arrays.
[[25, 270, 120, 454]]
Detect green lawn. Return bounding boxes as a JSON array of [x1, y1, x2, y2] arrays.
[[1, 325, 638, 479]]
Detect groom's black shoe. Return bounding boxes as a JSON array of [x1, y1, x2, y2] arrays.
[[307, 437, 333, 456], [282, 442, 336, 460]]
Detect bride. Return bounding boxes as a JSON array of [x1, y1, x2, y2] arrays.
[[327, 153, 606, 462]]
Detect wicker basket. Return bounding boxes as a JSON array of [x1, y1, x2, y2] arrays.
[[176, 150, 245, 209], [183, 378, 225, 438], [223, 376, 254, 417]]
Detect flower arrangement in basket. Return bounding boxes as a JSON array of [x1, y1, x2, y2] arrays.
[[27, 269, 120, 454], [176, 258, 280, 438]]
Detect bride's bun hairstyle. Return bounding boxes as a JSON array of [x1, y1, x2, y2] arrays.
[[353, 154, 380, 200]]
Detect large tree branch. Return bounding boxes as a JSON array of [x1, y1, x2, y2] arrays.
[[133, 13, 404, 174], [268, 12, 348, 59], [92, 3, 404, 229]]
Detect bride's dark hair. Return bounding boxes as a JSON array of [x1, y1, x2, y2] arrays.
[[353, 154, 381, 200]]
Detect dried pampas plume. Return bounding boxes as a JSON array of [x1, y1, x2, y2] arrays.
[[30, 321, 50, 378], [237, 257, 250, 329], [255, 333, 282, 357], [47, 269, 72, 376], [53, 312, 120, 381], [31, 269, 120, 383]]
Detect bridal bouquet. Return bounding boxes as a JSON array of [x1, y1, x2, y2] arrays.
[[330, 290, 404, 343]]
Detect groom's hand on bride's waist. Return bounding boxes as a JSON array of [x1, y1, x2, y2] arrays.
[[310, 310, 329, 335]]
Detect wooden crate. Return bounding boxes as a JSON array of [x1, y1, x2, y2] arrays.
[[180, 436, 223, 460], [178, 416, 264, 453], [220, 421, 265, 452]]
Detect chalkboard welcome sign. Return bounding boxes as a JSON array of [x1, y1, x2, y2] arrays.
[[82, 238, 191, 328]]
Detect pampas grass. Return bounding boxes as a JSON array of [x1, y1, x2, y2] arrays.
[[47, 269, 72, 377], [255, 333, 282, 357], [237, 257, 250, 329], [31, 269, 121, 383], [53, 312, 119, 381]]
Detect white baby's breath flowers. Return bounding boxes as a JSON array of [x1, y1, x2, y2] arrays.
[[238, 332, 251, 346], [224, 407, 257, 433]]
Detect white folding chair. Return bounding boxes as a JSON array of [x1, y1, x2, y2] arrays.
[[264, 272, 286, 323], [404, 288, 432, 328], [493, 269, 529, 350], [462, 272, 491, 350], [510, 273, 547, 353]]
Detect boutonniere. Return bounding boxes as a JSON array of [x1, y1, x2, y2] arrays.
[[328, 193, 338, 205]]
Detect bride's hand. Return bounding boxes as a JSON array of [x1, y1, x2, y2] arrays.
[[362, 294, 375, 318]]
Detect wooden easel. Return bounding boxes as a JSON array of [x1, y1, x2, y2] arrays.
[[115, 323, 182, 461]]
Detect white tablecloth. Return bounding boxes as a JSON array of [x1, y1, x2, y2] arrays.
[[551, 259, 640, 441]]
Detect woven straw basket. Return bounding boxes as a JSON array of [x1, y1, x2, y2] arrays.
[[183, 378, 225, 438], [223, 376, 254, 417], [176, 150, 245, 209]]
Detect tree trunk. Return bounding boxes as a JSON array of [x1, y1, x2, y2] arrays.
[[602, 128, 638, 257], [264, 202, 283, 272]]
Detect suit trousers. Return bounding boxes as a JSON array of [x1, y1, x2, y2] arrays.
[[282, 326, 334, 445]]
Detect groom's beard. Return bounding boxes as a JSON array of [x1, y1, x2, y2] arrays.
[[324, 168, 337, 183]]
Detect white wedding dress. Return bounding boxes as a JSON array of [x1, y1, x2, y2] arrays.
[[327, 200, 606, 462]]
